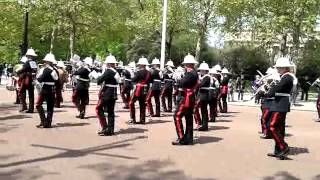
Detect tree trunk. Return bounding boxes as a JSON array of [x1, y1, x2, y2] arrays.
[[280, 33, 288, 56], [50, 27, 56, 54], [69, 24, 76, 59]]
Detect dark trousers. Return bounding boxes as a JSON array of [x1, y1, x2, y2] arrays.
[[238, 90, 244, 101], [19, 83, 34, 111], [269, 112, 287, 152], [96, 98, 115, 132], [121, 86, 131, 108], [72, 89, 89, 116], [36, 88, 55, 127], [317, 97, 320, 119], [218, 93, 228, 113], [129, 94, 147, 123], [209, 97, 218, 122], [301, 90, 309, 101], [194, 99, 209, 127], [174, 94, 194, 143], [161, 87, 173, 112], [55, 84, 63, 108], [261, 108, 272, 136], [146, 89, 160, 116]]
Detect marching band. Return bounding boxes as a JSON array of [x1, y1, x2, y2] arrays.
[[9, 48, 304, 160]]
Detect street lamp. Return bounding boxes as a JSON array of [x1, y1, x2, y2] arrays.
[[18, 0, 36, 57]]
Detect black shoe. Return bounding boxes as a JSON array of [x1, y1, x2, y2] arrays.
[[26, 110, 34, 113], [172, 139, 193, 146], [209, 118, 216, 122], [19, 108, 27, 112], [151, 114, 160, 117], [277, 146, 290, 159], [123, 106, 129, 109], [80, 113, 85, 119], [98, 129, 108, 136], [36, 124, 43, 128], [260, 135, 272, 139], [128, 119, 136, 124], [43, 125, 52, 128], [267, 153, 279, 157], [198, 126, 208, 131]]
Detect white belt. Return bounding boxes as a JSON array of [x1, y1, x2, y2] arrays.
[[43, 82, 55, 86], [178, 88, 184, 91], [136, 84, 147, 87], [77, 77, 90, 82], [125, 79, 132, 81], [105, 84, 117, 88], [164, 79, 174, 81], [154, 79, 161, 82], [200, 87, 211, 90], [275, 93, 290, 97]]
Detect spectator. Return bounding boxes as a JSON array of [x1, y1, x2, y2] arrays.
[[300, 76, 311, 101]]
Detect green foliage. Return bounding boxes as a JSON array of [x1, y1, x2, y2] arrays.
[[221, 45, 270, 79]]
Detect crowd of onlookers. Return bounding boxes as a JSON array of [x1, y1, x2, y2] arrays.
[[0, 63, 14, 85]]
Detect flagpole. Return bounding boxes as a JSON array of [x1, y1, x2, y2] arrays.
[[160, 0, 168, 70]]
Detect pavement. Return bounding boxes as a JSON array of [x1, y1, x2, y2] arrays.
[[0, 87, 320, 180]]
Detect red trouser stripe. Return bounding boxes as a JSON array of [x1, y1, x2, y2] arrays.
[[194, 99, 201, 125], [262, 108, 269, 134], [96, 99, 106, 128], [175, 101, 185, 139], [270, 112, 285, 150], [146, 90, 154, 115]]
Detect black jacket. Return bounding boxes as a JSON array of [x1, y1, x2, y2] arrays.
[[267, 73, 294, 112], [149, 67, 162, 91], [73, 67, 91, 91], [97, 68, 119, 100]]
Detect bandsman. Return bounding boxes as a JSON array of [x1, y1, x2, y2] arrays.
[[72, 57, 92, 119], [17, 48, 38, 113], [161, 60, 175, 112], [172, 54, 198, 145], [96, 54, 120, 136], [146, 58, 162, 117], [129, 57, 151, 124], [194, 62, 211, 131], [121, 62, 135, 109], [265, 57, 295, 160], [35, 53, 59, 128], [55, 61, 68, 108]]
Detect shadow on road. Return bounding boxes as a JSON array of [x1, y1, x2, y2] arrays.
[[195, 136, 223, 145], [54, 122, 90, 128], [208, 126, 230, 131], [0, 166, 59, 180], [263, 171, 300, 180], [116, 128, 148, 135], [0, 136, 146, 168], [288, 147, 309, 156], [79, 159, 215, 180], [0, 123, 20, 133], [215, 119, 233, 123], [147, 120, 171, 125], [0, 115, 31, 121]]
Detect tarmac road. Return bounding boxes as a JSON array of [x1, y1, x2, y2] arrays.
[[0, 87, 320, 180]]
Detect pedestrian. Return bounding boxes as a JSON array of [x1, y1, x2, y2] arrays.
[[172, 54, 198, 146], [35, 53, 59, 128], [129, 57, 151, 124], [266, 57, 295, 160], [228, 78, 234, 102], [236, 75, 246, 101], [96, 54, 120, 136], [16, 48, 38, 113], [146, 58, 162, 117]]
